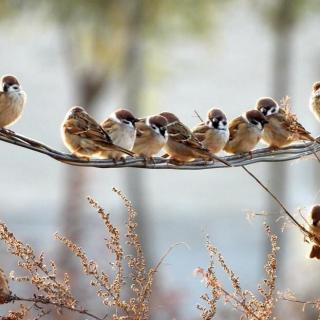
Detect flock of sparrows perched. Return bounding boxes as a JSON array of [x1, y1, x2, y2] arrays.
[[1, 74, 320, 163], [1, 74, 320, 258]]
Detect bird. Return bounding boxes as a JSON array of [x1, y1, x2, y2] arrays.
[[0, 268, 10, 304], [0, 74, 27, 129], [308, 205, 320, 259], [160, 111, 230, 166], [192, 108, 229, 154], [310, 81, 320, 122], [99, 109, 138, 161], [132, 115, 168, 159], [256, 97, 314, 149], [61, 106, 134, 160], [224, 110, 268, 154]]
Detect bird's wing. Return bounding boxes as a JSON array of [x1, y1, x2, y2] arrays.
[[192, 123, 208, 143], [168, 121, 205, 149], [64, 112, 113, 145], [78, 112, 113, 143], [228, 116, 244, 141], [277, 108, 313, 139]]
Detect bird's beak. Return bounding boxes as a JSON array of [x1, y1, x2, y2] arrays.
[[132, 118, 139, 127], [259, 108, 266, 116]]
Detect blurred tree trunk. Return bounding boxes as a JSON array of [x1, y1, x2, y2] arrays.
[[267, 0, 296, 301], [122, 0, 153, 268]]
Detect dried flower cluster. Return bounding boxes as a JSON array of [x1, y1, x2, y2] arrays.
[[0, 188, 163, 320], [1, 189, 320, 319], [196, 223, 278, 320], [0, 224, 75, 305], [55, 188, 156, 319], [1, 304, 28, 320]]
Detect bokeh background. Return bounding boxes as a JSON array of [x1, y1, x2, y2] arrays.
[[0, 0, 320, 319]]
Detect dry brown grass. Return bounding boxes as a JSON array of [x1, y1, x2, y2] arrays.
[[0, 189, 319, 319], [0, 188, 167, 320], [195, 223, 278, 320]]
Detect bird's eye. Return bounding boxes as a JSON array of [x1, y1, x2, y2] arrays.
[[151, 125, 157, 130], [222, 120, 227, 126], [122, 119, 130, 124], [251, 120, 258, 125]]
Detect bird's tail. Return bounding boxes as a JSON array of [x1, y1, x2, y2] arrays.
[[309, 245, 320, 259], [100, 142, 135, 157], [210, 153, 232, 167], [302, 133, 315, 142], [196, 147, 232, 167], [114, 145, 135, 157]]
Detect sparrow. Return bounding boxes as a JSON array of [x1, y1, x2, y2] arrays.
[[160, 111, 230, 165], [224, 110, 268, 154], [310, 81, 320, 122], [132, 115, 168, 159], [0, 74, 27, 128], [99, 109, 138, 161], [308, 205, 320, 259], [192, 108, 229, 154], [61, 106, 134, 159], [0, 268, 10, 304], [256, 97, 314, 149]]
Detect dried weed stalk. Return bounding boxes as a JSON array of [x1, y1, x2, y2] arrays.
[[0, 188, 170, 320], [197, 223, 278, 320]]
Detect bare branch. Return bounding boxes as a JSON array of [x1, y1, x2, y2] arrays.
[[240, 166, 319, 245], [0, 130, 319, 169], [7, 295, 104, 320]]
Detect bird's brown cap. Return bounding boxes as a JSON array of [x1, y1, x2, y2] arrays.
[[312, 81, 320, 92], [207, 108, 227, 122], [114, 109, 138, 123], [2, 75, 20, 86], [246, 109, 268, 125], [149, 115, 168, 127], [159, 112, 180, 124]]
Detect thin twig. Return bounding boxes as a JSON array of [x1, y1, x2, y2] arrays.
[[139, 242, 189, 305], [7, 295, 104, 320], [241, 166, 312, 237], [282, 297, 319, 306], [153, 242, 190, 273], [194, 109, 204, 122], [242, 166, 307, 232], [219, 286, 262, 320]]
